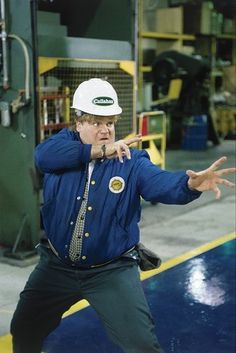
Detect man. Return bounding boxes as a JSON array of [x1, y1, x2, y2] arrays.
[[11, 78, 235, 353]]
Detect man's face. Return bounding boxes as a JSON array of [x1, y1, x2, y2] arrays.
[[76, 116, 117, 145]]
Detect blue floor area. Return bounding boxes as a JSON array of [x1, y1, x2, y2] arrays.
[[43, 239, 236, 353]]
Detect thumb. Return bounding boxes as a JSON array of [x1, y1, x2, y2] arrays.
[[186, 170, 198, 179]]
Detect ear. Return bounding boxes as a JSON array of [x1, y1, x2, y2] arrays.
[[76, 120, 82, 132]]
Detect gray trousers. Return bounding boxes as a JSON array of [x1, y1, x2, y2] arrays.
[[11, 244, 165, 353]]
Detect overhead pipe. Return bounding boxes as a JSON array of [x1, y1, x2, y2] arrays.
[[0, 0, 9, 89], [0, 0, 10, 127]]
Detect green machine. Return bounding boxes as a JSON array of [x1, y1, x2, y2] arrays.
[[0, 0, 137, 265], [0, 0, 40, 264]]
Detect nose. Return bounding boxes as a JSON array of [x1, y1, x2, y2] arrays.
[[99, 124, 109, 133]]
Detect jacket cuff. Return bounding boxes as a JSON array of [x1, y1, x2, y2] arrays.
[[184, 175, 202, 196]]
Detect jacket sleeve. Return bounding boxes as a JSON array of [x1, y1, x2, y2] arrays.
[[35, 129, 91, 173], [136, 152, 201, 205]]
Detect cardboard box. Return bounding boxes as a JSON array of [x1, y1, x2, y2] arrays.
[[156, 40, 182, 55], [223, 66, 236, 94], [184, 2, 213, 34], [223, 18, 236, 34], [215, 106, 236, 135], [181, 46, 195, 55], [211, 11, 223, 35], [156, 7, 183, 34], [194, 36, 212, 57]]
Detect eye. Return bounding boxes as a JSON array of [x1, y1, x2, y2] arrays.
[[106, 122, 114, 128], [92, 122, 99, 127]]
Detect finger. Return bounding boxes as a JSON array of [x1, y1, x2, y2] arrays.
[[209, 156, 227, 171], [186, 170, 198, 179], [117, 151, 123, 163], [121, 152, 131, 160], [118, 143, 131, 162], [122, 143, 131, 160], [114, 142, 123, 163], [213, 186, 221, 199], [217, 178, 235, 188], [126, 138, 141, 146], [125, 135, 142, 146], [118, 145, 124, 163], [215, 167, 236, 177]]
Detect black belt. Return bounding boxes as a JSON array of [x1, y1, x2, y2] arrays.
[[39, 239, 137, 269]]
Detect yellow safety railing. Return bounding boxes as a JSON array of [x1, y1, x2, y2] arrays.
[[138, 111, 166, 168], [126, 110, 166, 169]]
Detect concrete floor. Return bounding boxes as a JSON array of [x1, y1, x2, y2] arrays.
[[0, 140, 235, 337]]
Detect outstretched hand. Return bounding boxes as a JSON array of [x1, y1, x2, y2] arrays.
[[186, 156, 236, 199]]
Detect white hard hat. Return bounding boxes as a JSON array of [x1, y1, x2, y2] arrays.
[[71, 78, 122, 116]]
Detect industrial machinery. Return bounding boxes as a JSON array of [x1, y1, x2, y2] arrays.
[[0, 0, 38, 264], [152, 50, 220, 148], [0, 0, 137, 265]]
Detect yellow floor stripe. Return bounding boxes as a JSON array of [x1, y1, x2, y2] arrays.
[[1, 231, 235, 352], [0, 334, 12, 353], [140, 231, 236, 281], [62, 299, 89, 318]]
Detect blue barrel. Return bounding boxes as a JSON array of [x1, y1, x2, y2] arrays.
[[182, 115, 208, 150]]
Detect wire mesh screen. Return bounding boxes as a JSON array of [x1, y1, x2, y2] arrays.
[[39, 59, 134, 140]]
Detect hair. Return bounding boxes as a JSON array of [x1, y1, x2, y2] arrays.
[[74, 109, 120, 124]]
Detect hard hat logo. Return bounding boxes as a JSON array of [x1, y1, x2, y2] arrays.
[[92, 97, 114, 106]]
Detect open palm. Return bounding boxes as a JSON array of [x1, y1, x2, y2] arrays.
[[186, 156, 236, 199]]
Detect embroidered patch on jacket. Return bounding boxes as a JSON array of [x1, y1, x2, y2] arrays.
[[109, 176, 125, 193]]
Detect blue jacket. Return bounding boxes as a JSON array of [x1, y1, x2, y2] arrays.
[[35, 128, 201, 267]]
